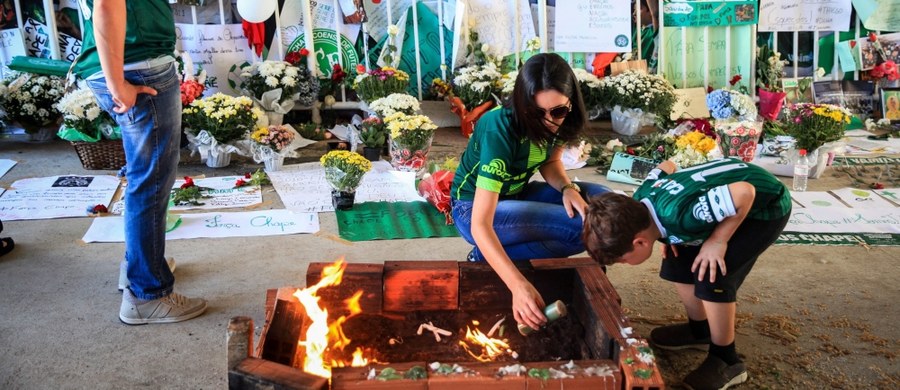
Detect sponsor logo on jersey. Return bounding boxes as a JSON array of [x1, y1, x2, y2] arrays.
[[481, 159, 512, 180], [668, 235, 683, 244], [692, 196, 714, 223]]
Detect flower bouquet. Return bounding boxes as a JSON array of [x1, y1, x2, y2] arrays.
[[250, 125, 297, 171], [183, 93, 263, 167], [598, 70, 677, 135], [55, 87, 118, 142], [707, 88, 762, 162], [779, 103, 851, 177], [756, 45, 787, 121], [358, 116, 386, 161], [235, 56, 319, 125], [176, 50, 208, 108], [669, 129, 719, 168], [368, 93, 420, 119], [1, 72, 64, 141], [320, 150, 373, 210], [353, 66, 411, 103], [431, 62, 502, 137], [385, 113, 437, 177]]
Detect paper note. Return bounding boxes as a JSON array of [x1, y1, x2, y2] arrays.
[[836, 40, 858, 72], [175, 23, 256, 95], [831, 188, 898, 209], [170, 176, 263, 211], [852, 0, 900, 31], [82, 210, 320, 243], [671, 87, 711, 120], [664, 0, 759, 27], [791, 191, 848, 208], [555, 0, 631, 53], [662, 24, 753, 89], [0, 159, 16, 179], [0, 29, 27, 79], [606, 153, 660, 186], [0, 175, 120, 221], [758, 0, 852, 32]]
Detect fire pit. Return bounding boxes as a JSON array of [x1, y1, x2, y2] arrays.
[[227, 258, 665, 389]]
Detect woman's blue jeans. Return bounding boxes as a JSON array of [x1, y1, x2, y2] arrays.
[[451, 181, 609, 261], [87, 62, 181, 300]]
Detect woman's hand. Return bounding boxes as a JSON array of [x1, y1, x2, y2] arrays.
[[511, 280, 547, 330], [692, 240, 727, 282], [562, 188, 587, 219]]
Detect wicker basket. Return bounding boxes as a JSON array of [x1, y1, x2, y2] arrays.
[[71, 140, 127, 170]]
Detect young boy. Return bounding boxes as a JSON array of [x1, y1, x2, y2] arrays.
[[583, 158, 791, 390]]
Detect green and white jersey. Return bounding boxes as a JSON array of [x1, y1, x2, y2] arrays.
[[633, 158, 792, 246], [451, 107, 559, 201]]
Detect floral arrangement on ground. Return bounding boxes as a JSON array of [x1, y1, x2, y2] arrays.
[[0, 72, 64, 132], [320, 150, 373, 192]]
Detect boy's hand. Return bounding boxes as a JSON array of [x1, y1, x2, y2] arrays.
[[693, 240, 727, 282], [562, 189, 587, 219], [511, 281, 547, 331]]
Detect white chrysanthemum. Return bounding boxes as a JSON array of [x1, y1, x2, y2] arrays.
[[85, 106, 101, 121], [281, 76, 297, 87], [265, 76, 279, 87]]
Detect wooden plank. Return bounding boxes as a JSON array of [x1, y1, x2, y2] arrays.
[[306, 262, 384, 316], [332, 362, 428, 390], [229, 357, 328, 390], [529, 257, 597, 270], [383, 261, 458, 312], [458, 262, 510, 310], [228, 317, 254, 370], [620, 346, 666, 390], [260, 298, 307, 367]]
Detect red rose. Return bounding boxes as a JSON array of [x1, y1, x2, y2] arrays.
[[299, 48, 310, 56], [285, 52, 301, 65], [331, 64, 347, 83], [92, 204, 108, 213], [868, 32, 877, 42], [244, 172, 252, 179], [871, 182, 885, 190], [707, 86, 714, 93], [729, 74, 742, 86], [180, 177, 194, 189], [626, 147, 636, 155], [881, 60, 899, 81], [356, 64, 367, 74], [235, 179, 247, 187]]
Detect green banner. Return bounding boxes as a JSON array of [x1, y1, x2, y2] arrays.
[[662, 24, 753, 89], [832, 156, 900, 166], [663, 0, 759, 27], [776, 232, 900, 246], [335, 201, 460, 242]]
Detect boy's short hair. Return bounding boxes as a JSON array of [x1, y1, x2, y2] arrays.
[[583, 192, 653, 266]]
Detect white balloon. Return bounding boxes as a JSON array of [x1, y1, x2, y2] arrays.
[[237, 0, 277, 24]]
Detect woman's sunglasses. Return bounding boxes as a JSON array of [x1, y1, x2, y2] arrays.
[[530, 101, 572, 121]]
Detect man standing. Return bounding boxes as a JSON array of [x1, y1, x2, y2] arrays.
[[75, 0, 206, 324]]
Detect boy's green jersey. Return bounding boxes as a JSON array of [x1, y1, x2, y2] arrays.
[[451, 107, 559, 201], [633, 158, 792, 246]]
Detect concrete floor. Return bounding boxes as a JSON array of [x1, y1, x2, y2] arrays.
[[0, 129, 897, 388]]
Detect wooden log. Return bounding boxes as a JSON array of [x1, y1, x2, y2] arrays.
[[228, 357, 328, 390], [306, 262, 384, 316], [260, 297, 307, 367], [227, 317, 254, 370], [383, 261, 458, 312], [332, 362, 429, 390]]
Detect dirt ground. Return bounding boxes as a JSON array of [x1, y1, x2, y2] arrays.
[[0, 126, 897, 388]]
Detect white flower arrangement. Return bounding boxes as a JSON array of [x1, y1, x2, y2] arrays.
[[500, 70, 518, 97], [368, 93, 420, 118], [598, 70, 677, 121], [237, 60, 319, 109], [56, 88, 103, 123], [451, 62, 503, 110], [1, 72, 64, 131], [55, 87, 118, 142]]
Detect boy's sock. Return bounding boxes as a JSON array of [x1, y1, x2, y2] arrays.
[[709, 341, 741, 365], [688, 318, 711, 339]]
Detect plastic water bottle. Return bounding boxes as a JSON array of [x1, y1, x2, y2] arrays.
[[793, 149, 809, 192]]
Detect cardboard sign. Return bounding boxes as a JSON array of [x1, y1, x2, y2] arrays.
[[555, 0, 632, 53], [606, 153, 660, 186], [670, 87, 711, 120], [758, 0, 852, 32]]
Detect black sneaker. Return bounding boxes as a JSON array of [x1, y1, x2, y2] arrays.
[[650, 323, 711, 351], [683, 355, 748, 390]]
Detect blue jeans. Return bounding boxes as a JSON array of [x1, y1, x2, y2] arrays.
[[87, 62, 181, 300], [452, 181, 609, 261]]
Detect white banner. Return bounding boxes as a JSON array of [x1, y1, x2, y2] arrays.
[[758, 0, 853, 32], [0, 29, 26, 79], [82, 210, 320, 243], [175, 23, 256, 95], [268, 161, 424, 213], [170, 176, 263, 211], [791, 191, 848, 208], [831, 187, 898, 209], [467, 0, 536, 58], [0, 159, 16, 180], [0, 175, 120, 221], [555, 0, 631, 53], [787, 207, 900, 234]]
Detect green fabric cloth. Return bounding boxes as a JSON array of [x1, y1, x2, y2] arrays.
[[633, 158, 792, 246], [450, 107, 558, 201], [335, 201, 459, 241], [74, 0, 176, 79]]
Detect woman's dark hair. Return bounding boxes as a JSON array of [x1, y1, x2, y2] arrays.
[[583, 192, 653, 266], [505, 53, 587, 146]]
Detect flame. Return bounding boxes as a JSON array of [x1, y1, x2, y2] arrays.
[[459, 323, 511, 362], [294, 259, 370, 378]]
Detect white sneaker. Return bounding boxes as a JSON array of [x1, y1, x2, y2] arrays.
[[119, 288, 207, 325], [118, 257, 177, 291]]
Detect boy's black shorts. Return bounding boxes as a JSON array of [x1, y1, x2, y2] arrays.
[[659, 213, 790, 303]]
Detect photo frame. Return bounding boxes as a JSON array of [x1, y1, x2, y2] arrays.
[[882, 88, 900, 122]]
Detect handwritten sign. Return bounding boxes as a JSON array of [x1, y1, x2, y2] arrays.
[[663, 0, 758, 27], [268, 162, 425, 213], [852, 0, 900, 32], [0, 29, 26, 79], [82, 210, 320, 243], [606, 153, 660, 186], [662, 25, 753, 88], [555, 0, 631, 53], [467, 0, 537, 58], [758, 0, 851, 32], [786, 207, 900, 235], [0, 175, 120, 221], [170, 176, 263, 211], [23, 17, 51, 58], [671, 87, 711, 120], [175, 23, 255, 95]]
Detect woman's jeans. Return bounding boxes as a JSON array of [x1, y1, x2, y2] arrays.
[[451, 181, 609, 261], [87, 62, 181, 300]]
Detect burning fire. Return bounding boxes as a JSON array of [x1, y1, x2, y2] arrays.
[[294, 259, 370, 378], [459, 322, 511, 362]]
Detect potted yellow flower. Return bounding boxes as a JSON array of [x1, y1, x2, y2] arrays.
[[183, 93, 263, 168], [781, 103, 851, 178], [384, 113, 437, 177], [320, 150, 373, 210]]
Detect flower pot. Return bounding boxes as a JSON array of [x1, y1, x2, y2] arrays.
[[362, 146, 381, 162], [610, 105, 655, 136], [714, 119, 763, 162], [758, 89, 787, 121], [264, 155, 285, 172], [449, 97, 494, 138], [331, 190, 356, 210], [205, 150, 232, 168], [390, 134, 433, 178]]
